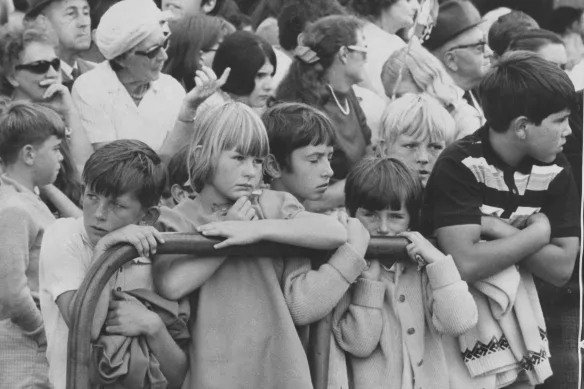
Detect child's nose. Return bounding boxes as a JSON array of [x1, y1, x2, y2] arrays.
[[323, 160, 334, 178]]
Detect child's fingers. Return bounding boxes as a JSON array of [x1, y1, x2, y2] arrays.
[[245, 208, 256, 220], [144, 233, 158, 255], [152, 229, 165, 244], [214, 238, 234, 249], [129, 236, 147, 257]]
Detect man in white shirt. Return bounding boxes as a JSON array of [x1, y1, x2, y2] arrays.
[[25, 0, 93, 89], [424, 0, 491, 124]]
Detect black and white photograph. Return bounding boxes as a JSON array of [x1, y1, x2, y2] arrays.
[[0, 0, 582, 388]]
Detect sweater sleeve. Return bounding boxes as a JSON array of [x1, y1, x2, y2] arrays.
[[282, 243, 367, 326], [425, 255, 478, 336], [0, 206, 44, 337], [332, 278, 386, 358]]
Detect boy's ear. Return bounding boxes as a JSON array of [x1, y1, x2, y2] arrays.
[[141, 206, 161, 226], [20, 144, 36, 166], [510, 116, 529, 140], [201, 0, 217, 14], [170, 184, 189, 205], [264, 154, 282, 179]]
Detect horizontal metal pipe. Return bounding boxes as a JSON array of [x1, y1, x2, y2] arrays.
[[67, 233, 436, 389]]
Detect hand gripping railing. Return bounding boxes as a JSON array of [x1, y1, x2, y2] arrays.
[[67, 233, 435, 389]]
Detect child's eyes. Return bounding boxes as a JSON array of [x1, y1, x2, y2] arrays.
[[430, 144, 444, 151], [254, 158, 264, 165], [404, 143, 417, 149], [233, 155, 245, 161]]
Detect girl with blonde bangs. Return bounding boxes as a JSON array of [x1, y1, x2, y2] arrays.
[[381, 43, 482, 140], [377, 93, 455, 186], [153, 102, 348, 389]]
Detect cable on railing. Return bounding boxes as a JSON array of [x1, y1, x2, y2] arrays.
[[67, 233, 435, 389]]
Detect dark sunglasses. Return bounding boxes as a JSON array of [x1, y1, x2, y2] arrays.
[[15, 58, 61, 74], [135, 35, 171, 59]]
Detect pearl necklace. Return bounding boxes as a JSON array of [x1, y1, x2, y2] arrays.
[[326, 84, 350, 116]]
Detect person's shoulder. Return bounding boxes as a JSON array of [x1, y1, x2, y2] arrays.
[[72, 61, 113, 94], [155, 205, 198, 233], [44, 217, 85, 242], [439, 130, 483, 164], [256, 189, 304, 220], [156, 73, 186, 97]]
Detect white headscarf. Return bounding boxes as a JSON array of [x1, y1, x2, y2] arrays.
[[96, 0, 166, 60]]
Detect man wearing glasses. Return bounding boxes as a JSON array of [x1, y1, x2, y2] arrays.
[[24, 0, 95, 90], [424, 0, 492, 127]]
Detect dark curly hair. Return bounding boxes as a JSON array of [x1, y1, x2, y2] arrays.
[[275, 14, 363, 106], [0, 25, 54, 97]]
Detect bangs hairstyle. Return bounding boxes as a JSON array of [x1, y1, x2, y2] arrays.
[[212, 31, 276, 96], [163, 14, 234, 91], [345, 157, 423, 229], [262, 102, 336, 170], [82, 139, 167, 208], [0, 101, 66, 165], [479, 51, 576, 133], [379, 93, 455, 149], [188, 102, 269, 192]]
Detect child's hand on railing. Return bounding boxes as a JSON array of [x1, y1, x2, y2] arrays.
[[95, 225, 166, 258], [197, 221, 262, 249], [345, 217, 370, 258], [399, 231, 446, 267]]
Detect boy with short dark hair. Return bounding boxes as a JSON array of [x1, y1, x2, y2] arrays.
[[263, 102, 336, 203], [424, 51, 580, 387], [0, 101, 65, 388], [39, 140, 188, 389], [160, 145, 194, 208]]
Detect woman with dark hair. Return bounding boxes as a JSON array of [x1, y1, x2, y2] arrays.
[[0, 24, 91, 215], [549, 6, 584, 70], [276, 15, 372, 211], [164, 13, 234, 91], [508, 29, 568, 70], [196, 30, 276, 115]]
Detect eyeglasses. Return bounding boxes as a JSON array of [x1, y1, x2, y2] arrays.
[[135, 34, 171, 59], [448, 41, 488, 54], [15, 58, 61, 74]]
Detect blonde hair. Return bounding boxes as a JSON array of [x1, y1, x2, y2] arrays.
[[378, 93, 455, 151], [188, 102, 270, 192], [381, 43, 460, 110]]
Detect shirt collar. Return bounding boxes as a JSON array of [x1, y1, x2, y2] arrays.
[[102, 61, 160, 95], [60, 60, 78, 79], [477, 124, 546, 174], [0, 174, 41, 200]]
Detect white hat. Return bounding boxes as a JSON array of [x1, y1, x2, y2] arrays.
[[96, 0, 167, 60]]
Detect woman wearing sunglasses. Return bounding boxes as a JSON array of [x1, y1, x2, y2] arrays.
[[71, 0, 186, 152], [0, 25, 91, 217], [276, 15, 373, 212]]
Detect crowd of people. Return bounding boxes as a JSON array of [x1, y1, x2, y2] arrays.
[[0, 0, 581, 388]]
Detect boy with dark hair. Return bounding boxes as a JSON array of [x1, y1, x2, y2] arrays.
[[160, 145, 194, 208], [263, 102, 336, 203], [0, 101, 65, 388], [39, 139, 188, 389], [424, 51, 579, 387], [488, 10, 539, 59]]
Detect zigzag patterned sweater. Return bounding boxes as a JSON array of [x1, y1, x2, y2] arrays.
[[457, 265, 551, 388]]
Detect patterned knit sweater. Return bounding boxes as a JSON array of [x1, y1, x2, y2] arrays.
[[333, 255, 478, 389]]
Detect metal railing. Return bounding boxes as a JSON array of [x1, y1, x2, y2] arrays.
[[67, 233, 433, 389]]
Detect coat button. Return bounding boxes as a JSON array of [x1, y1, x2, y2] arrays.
[[399, 295, 405, 303], [417, 359, 423, 366], [116, 287, 122, 291], [407, 328, 415, 335]]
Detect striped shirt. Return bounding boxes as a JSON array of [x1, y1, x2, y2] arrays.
[[423, 124, 580, 239]]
